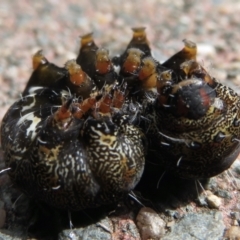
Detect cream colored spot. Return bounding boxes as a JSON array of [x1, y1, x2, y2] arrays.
[[100, 134, 116, 146], [39, 145, 61, 161]]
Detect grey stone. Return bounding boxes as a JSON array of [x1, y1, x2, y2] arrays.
[[232, 159, 240, 175], [0, 230, 24, 240], [162, 211, 225, 240], [215, 189, 232, 199], [58, 218, 112, 240]]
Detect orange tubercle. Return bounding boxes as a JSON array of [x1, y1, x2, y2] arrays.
[[65, 60, 87, 85], [138, 57, 156, 81], [73, 97, 97, 119], [98, 93, 112, 114], [113, 86, 126, 109], [95, 48, 112, 75], [142, 73, 158, 89], [122, 48, 144, 74], [160, 70, 173, 82], [53, 100, 73, 128]]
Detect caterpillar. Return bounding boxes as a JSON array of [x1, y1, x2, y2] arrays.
[[1, 27, 240, 212]]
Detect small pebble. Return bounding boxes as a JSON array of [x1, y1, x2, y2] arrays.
[[198, 195, 208, 206], [233, 220, 239, 226], [166, 221, 175, 228], [136, 207, 166, 240], [206, 194, 222, 209], [215, 189, 232, 199], [230, 212, 240, 220], [232, 159, 240, 175], [225, 226, 240, 240]]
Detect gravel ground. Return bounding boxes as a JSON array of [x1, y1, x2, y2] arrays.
[[1, 0, 240, 239]]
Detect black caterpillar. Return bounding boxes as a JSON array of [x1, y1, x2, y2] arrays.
[[1, 27, 240, 211]]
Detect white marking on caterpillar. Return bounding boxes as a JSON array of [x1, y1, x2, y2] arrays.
[[158, 130, 191, 147], [20, 93, 24, 101], [52, 90, 59, 96], [21, 96, 36, 112], [38, 137, 47, 144], [17, 112, 35, 126], [26, 116, 41, 139], [233, 138, 240, 142], [20, 93, 37, 100], [28, 86, 45, 93], [60, 89, 72, 99], [0, 167, 11, 175], [177, 156, 183, 167], [12, 155, 23, 161], [160, 142, 170, 146]]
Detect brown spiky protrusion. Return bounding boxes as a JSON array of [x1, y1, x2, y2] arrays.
[[76, 32, 98, 78], [32, 50, 48, 70], [127, 27, 151, 56], [23, 51, 67, 94], [162, 39, 197, 71], [80, 32, 96, 48], [181, 39, 197, 58]]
